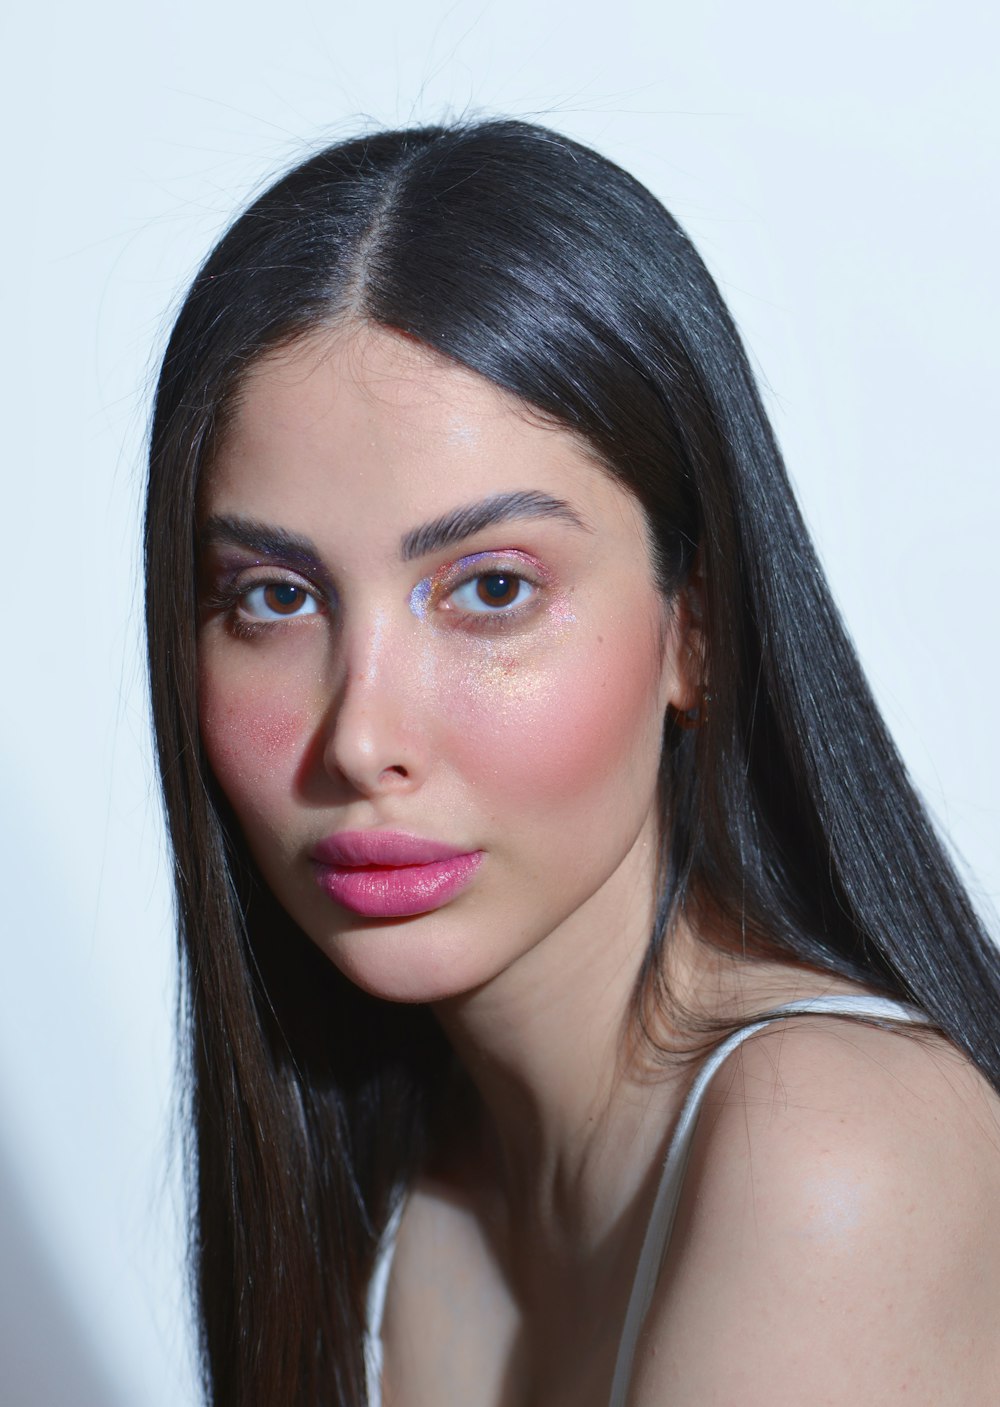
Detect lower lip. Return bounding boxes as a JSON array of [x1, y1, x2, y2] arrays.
[[312, 852, 483, 918]]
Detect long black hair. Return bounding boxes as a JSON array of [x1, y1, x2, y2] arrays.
[[145, 118, 1000, 1406]]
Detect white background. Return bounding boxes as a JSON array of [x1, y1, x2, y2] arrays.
[[1, 2, 997, 1402]]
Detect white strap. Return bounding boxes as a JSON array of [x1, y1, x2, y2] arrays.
[[606, 995, 927, 1407], [365, 1198, 404, 1407]]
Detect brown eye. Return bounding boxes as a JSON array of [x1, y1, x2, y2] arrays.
[[241, 582, 319, 619], [446, 570, 536, 615], [264, 583, 308, 614], [475, 574, 520, 607]]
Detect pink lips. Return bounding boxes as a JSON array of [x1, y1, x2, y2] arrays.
[[310, 830, 483, 918]]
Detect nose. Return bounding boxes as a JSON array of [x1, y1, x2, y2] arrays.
[[320, 609, 424, 796]]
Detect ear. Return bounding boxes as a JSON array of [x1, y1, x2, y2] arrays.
[[662, 554, 706, 720]]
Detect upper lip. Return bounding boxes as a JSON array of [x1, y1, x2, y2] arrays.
[[310, 830, 475, 868]]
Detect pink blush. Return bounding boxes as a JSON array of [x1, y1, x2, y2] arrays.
[[200, 690, 307, 785], [242, 708, 303, 761], [444, 623, 665, 806]]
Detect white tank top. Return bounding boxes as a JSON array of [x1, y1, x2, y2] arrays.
[[365, 993, 927, 1407]]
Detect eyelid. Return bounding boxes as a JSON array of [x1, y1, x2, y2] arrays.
[[236, 563, 323, 590], [448, 548, 547, 583]]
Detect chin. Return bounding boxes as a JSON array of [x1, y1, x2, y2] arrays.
[[305, 909, 503, 1006]]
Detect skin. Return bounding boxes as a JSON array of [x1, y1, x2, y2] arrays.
[[198, 324, 1000, 1406]]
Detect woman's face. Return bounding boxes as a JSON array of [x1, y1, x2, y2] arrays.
[[197, 325, 697, 1003]]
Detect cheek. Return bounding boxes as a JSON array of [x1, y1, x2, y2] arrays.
[[441, 627, 665, 808], [198, 670, 310, 822]]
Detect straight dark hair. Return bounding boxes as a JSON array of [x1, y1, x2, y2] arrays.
[[145, 118, 1000, 1406]]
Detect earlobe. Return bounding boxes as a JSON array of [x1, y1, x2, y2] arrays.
[[667, 690, 712, 731]]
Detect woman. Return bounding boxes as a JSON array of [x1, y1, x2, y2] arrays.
[[146, 119, 1000, 1405]]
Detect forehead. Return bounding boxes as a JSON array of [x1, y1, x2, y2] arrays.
[[204, 323, 647, 553], [229, 322, 532, 438]]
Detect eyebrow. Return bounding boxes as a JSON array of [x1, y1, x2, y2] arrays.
[[200, 491, 590, 576], [199, 515, 332, 584], [400, 490, 590, 561]]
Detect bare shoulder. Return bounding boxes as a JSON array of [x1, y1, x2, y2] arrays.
[[381, 1169, 519, 1407], [630, 1017, 1000, 1405]]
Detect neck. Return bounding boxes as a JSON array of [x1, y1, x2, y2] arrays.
[[431, 834, 694, 1262]]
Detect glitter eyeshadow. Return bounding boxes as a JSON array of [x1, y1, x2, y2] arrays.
[[408, 550, 545, 621], [408, 575, 435, 620]]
